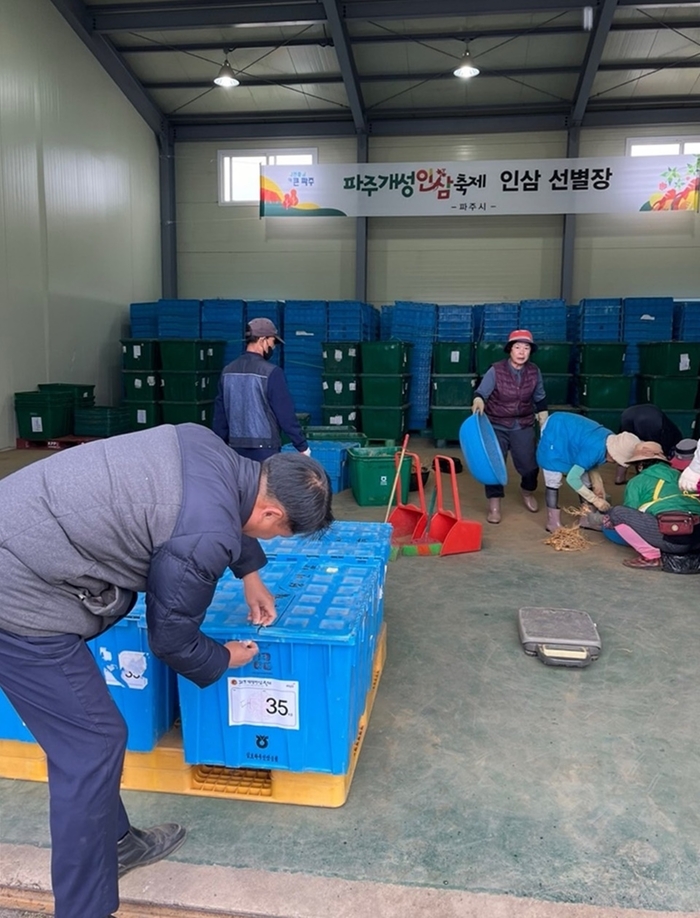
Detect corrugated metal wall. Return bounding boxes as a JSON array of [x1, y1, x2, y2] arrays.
[[0, 0, 161, 449], [176, 125, 699, 307]]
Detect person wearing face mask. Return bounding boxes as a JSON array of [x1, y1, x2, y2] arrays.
[[471, 329, 548, 524], [213, 317, 310, 462]]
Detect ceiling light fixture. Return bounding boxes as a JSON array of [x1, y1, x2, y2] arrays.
[[453, 45, 480, 80], [214, 53, 240, 88]]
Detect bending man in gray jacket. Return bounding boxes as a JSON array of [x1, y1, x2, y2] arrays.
[[0, 423, 333, 918]]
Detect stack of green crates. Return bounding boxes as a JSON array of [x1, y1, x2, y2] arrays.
[[358, 342, 412, 441], [73, 406, 131, 438], [638, 343, 700, 430], [577, 343, 628, 430], [158, 339, 225, 428], [430, 342, 474, 444], [14, 389, 75, 441], [321, 342, 360, 429], [532, 343, 574, 408], [121, 338, 162, 431]]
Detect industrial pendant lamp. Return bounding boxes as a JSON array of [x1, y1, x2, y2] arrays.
[[214, 56, 240, 88], [453, 45, 480, 80]]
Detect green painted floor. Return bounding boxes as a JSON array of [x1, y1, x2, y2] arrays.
[[1, 441, 700, 912]]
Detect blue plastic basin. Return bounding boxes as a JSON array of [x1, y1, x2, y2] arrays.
[[459, 414, 508, 486], [602, 527, 628, 546]]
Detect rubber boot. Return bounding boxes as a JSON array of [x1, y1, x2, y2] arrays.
[[579, 509, 604, 531], [487, 498, 502, 524], [521, 489, 538, 513], [545, 508, 561, 532], [118, 824, 187, 878], [614, 464, 627, 485]]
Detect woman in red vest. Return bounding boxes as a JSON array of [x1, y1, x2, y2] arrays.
[[471, 330, 549, 524]]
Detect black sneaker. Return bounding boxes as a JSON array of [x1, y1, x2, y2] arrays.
[[117, 823, 187, 878]]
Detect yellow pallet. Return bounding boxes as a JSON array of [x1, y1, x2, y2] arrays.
[[0, 624, 386, 809]]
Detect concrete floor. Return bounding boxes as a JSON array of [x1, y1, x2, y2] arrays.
[[1, 438, 700, 918]]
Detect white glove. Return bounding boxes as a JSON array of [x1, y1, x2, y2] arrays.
[[472, 396, 485, 416], [301, 447, 311, 457], [536, 410, 549, 430], [578, 485, 610, 512], [678, 466, 700, 492]]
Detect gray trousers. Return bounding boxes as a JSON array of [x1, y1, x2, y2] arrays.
[[608, 506, 700, 554], [485, 425, 538, 499]]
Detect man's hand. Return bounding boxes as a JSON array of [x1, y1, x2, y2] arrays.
[[242, 570, 277, 626], [472, 396, 485, 416], [225, 640, 259, 669], [301, 447, 311, 457]]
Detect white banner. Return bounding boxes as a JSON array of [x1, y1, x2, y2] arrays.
[[260, 155, 699, 218]]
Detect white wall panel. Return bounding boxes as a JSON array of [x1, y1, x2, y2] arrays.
[[0, 0, 160, 449]]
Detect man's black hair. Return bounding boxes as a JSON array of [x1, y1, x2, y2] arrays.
[[262, 453, 334, 535]]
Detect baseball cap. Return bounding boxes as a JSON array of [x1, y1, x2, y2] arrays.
[[247, 317, 284, 343]]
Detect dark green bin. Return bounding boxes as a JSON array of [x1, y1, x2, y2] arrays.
[[639, 376, 699, 411], [578, 375, 632, 409], [122, 371, 162, 402], [37, 383, 95, 406], [360, 342, 412, 374], [14, 391, 73, 440], [431, 375, 477, 407], [73, 407, 131, 438], [159, 339, 226, 373], [322, 405, 360, 428], [124, 401, 162, 431], [160, 401, 215, 426], [638, 342, 700, 377], [306, 426, 368, 445], [578, 344, 627, 375], [432, 342, 473, 374], [322, 342, 360, 373], [580, 408, 623, 431], [475, 342, 505, 375], [347, 447, 411, 507], [541, 374, 572, 406], [360, 374, 410, 407], [321, 375, 359, 406], [121, 339, 160, 371], [359, 404, 409, 441], [663, 409, 697, 439], [533, 343, 572, 375], [431, 407, 471, 443], [160, 371, 217, 402]]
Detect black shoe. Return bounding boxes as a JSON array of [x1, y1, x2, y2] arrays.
[[117, 823, 187, 878]]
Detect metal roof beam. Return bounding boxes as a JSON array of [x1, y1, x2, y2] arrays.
[[571, 0, 618, 125], [48, 0, 166, 135], [321, 0, 366, 132]]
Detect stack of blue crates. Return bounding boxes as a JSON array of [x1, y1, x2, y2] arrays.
[[282, 439, 361, 493], [480, 303, 520, 341], [201, 299, 246, 368], [578, 299, 622, 342], [129, 302, 158, 338], [284, 300, 328, 425], [392, 301, 437, 431], [157, 299, 202, 338], [436, 305, 474, 342], [519, 299, 567, 341], [327, 301, 379, 342], [567, 304, 581, 343], [244, 300, 283, 366], [176, 554, 384, 775], [380, 305, 394, 340], [674, 301, 700, 341], [622, 297, 674, 376]]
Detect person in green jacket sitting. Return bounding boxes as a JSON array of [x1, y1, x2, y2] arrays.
[[607, 441, 700, 569]]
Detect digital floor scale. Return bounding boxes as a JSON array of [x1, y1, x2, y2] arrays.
[[517, 607, 601, 668]]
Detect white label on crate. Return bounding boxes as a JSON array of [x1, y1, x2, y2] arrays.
[[330, 415, 341, 425], [349, 347, 356, 356], [199, 349, 205, 361], [137, 409, 147, 424], [349, 411, 357, 421], [322, 381, 329, 390], [450, 351, 460, 363], [334, 349, 342, 362], [349, 381, 356, 392], [147, 376, 156, 387], [134, 379, 143, 389], [680, 353, 691, 372], [134, 345, 142, 358], [227, 677, 299, 730], [334, 381, 343, 394], [31, 417, 43, 433], [207, 347, 213, 356], [118, 651, 149, 690]]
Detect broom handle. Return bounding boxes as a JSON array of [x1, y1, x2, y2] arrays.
[[383, 433, 410, 524]]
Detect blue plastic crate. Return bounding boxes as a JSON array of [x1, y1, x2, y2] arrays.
[[579, 299, 622, 342], [677, 301, 700, 341], [380, 305, 394, 340], [0, 687, 36, 742], [623, 298, 674, 342], [519, 299, 567, 341], [481, 303, 520, 341], [177, 559, 379, 774], [283, 440, 361, 492], [87, 604, 178, 752], [201, 299, 245, 342]]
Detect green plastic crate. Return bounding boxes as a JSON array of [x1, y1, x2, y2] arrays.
[[305, 426, 368, 445], [14, 391, 73, 440], [663, 409, 698, 439], [533, 343, 572, 375], [73, 407, 131, 438], [577, 375, 632, 409], [638, 342, 700, 377], [474, 342, 505, 375], [541, 374, 572, 406], [430, 375, 477, 408], [121, 339, 160, 371], [160, 401, 215, 426], [122, 371, 162, 402], [432, 342, 473, 374], [360, 375, 410, 407], [321, 375, 359, 406], [578, 343, 627, 375], [322, 342, 360, 374], [160, 371, 217, 402], [431, 407, 471, 442], [159, 339, 226, 372], [639, 375, 699, 411], [360, 341, 413, 374], [359, 404, 409, 441], [37, 383, 95, 406], [124, 401, 162, 431], [347, 447, 411, 507], [322, 405, 359, 428], [580, 408, 623, 431]]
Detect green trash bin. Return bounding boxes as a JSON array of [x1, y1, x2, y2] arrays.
[[474, 342, 504, 375], [121, 339, 160, 371], [432, 342, 473, 374], [305, 426, 368, 445], [431, 407, 471, 443], [160, 401, 215, 426], [577, 375, 632, 409], [533, 343, 572, 375], [580, 408, 623, 431], [347, 446, 411, 507], [360, 342, 413, 374], [359, 404, 409, 441], [541, 374, 573, 405], [322, 342, 360, 374], [578, 343, 627, 375], [321, 375, 359, 406], [639, 375, 699, 410], [159, 340, 226, 372], [14, 391, 73, 440], [431, 375, 477, 407], [322, 405, 360, 428], [638, 342, 700, 377], [359, 375, 410, 407], [160, 372, 217, 402]]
